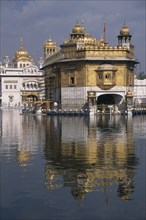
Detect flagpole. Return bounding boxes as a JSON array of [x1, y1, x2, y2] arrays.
[[104, 19, 106, 43]]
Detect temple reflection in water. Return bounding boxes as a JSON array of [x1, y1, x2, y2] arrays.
[[44, 115, 138, 201], [1, 110, 46, 167], [1, 110, 138, 201]]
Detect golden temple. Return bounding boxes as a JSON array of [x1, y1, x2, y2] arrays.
[[42, 21, 138, 113]]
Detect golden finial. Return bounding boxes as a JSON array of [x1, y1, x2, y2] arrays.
[[20, 37, 23, 48], [81, 20, 84, 26]]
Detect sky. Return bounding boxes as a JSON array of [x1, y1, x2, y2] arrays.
[[0, 0, 145, 73]]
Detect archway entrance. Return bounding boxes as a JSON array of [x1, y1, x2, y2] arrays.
[[27, 95, 38, 102], [96, 94, 123, 114], [22, 94, 39, 108]]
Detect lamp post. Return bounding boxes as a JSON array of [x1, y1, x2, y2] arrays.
[[126, 90, 133, 115]]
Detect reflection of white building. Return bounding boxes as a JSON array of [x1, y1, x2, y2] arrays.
[[1, 109, 46, 165], [0, 38, 45, 108]]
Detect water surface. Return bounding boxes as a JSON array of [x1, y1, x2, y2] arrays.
[[0, 109, 146, 220]]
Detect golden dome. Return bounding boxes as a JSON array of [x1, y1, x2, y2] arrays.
[[72, 23, 85, 34], [44, 38, 56, 48], [99, 37, 104, 43], [120, 24, 130, 35], [12, 38, 32, 62], [84, 33, 95, 43], [98, 35, 105, 46]]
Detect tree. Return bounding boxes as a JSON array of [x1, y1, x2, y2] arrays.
[[137, 72, 146, 80]]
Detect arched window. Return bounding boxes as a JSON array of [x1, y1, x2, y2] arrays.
[[34, 83, 38, 89], [105, 74, 111, 79]]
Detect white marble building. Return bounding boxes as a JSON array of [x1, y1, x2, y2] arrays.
[[133, 76, 146, 105], [0, 38, 45, 108]]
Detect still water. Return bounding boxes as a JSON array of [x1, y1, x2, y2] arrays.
[[0, 109, 146, 220]]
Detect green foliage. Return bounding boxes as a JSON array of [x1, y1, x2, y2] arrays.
[[137, 72, 146, 80]]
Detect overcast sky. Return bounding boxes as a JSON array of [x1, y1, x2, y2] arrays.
[[0, 0, 145, 73]]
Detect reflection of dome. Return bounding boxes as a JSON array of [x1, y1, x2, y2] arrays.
[[72, 23, 85, 34], [71, 188, 86, 200], [17, 151, 31, 166], [118, 178, 134, 201], [12, 38, 32, 62], [120, 24, 130, 35], [45, 169, 62, 189]]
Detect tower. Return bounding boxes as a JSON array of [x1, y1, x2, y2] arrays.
[[70, 22, 85, 41], [12, 37, 33, 68], [43, 38, 57, 59], [117, 23, 132, 47]]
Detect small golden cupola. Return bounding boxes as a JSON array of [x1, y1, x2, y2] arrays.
[[98, 35, 105, 47], [120, 24, 130, 35], [84, 33, 96, 45], [72, 23, 85, 34], [12, 37, 33, 67], [118, 22, 132, 46], [44, 37, 57, 59], [70, 21, 85, 41]]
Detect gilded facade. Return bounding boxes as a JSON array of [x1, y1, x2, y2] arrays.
[[42, 22, 138, 112]]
